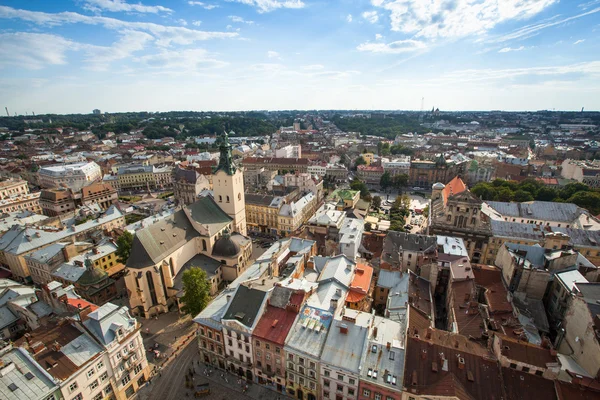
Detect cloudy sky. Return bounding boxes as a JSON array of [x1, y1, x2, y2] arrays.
[[0, 0, 599, 114]]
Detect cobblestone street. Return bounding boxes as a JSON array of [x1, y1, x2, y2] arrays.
[[137, 340, 281, 400]]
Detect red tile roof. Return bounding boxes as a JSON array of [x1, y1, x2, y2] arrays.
[[66, 298, 98, 312], [404, 336, 503, 400], [443, 176, 467, 205], [556, 380, 600, 400], [346, 264, 373, 303], [449, 279, 486, 339], [252, 305, 298, 345], [472, 265, 513, 314], [496, 334, 558, 369], [502, 367, 557, 400]]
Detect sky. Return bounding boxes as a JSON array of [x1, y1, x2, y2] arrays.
[[0, 0, 599, 114]]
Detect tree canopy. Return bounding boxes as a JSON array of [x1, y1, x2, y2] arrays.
[[115, 231, 134, 264], [180, 267, 211, 316], [470, 178, 600, 214]]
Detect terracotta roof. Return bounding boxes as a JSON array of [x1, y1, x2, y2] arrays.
[[502, 367, 557, 400], [408, 304, 432, 332], [15, 321, 101, 381], [496, 334, 558, 369], [442, 176, 467, 205], [81, 181, 116, 197], [252, 305, 299, 345], [556, 380, 600, 400], [449, 279, 486, 339], [346, 263, 373, 303], [404, 336, 503, 400], [66, 298, 98, 311], [472, 264, 513, 314]]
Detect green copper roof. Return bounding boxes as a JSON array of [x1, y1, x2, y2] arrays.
[[78, 258, 108, 286], [214, 130, 237, 175]]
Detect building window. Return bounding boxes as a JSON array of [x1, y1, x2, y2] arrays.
[[375, 393, 382, 400], [104, 385, 113, 395], [125, 385, 135, 398], [87, 368, 95, 378], [219, 195, 222, 202], [337, 374, 344, 381], [510, 363, 517, 369], [324, 369, 330, 377], [121, 374, 131, 386], [134, 364, 143, 375], [96, 361, 104, 370], [69, 382, 79, 393], [71, 394, 83, 400], [92, 394, 103, 400], [100, 372, 109, 382], [90, 380, 99, 390], [522, 367, 530, 373]]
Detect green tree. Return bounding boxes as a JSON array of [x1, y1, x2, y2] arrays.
[[496, 187, 514, 202], [513, 190, 534, 202], [350, 178, 370, 199], [536, 186, 558, 202], [392, 174, 409, 190], [380, 172, 392, 190], [559, 182, 590, 200], [180, 267, 211, 316], [372, 196, 382, 209], [115, 231, 134, 264], [364, 222, 372, 232], [354, 156, 367, 169], [567, 191, 600, 215], [471, 183, 497, 200]]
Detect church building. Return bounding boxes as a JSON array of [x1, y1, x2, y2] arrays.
[[124, 131, 251, 318]]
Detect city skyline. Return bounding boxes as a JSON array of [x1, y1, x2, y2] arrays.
[[0, 0, 599, 114]]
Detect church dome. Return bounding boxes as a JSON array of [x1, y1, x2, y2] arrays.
[[432, 182, 446, 190], [212, 233, 240, 258]]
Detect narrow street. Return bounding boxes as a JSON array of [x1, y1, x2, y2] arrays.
[[137, 340, 280, 400]]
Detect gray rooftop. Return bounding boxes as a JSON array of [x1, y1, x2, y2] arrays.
[[284, 304, 334, 359], [320, 310, 372, 373], [486, 200, 587, 223], [222, 285, 267, 329], [382, 231, 437, 265], [175, 254, 222, 290], [84, 303, 137, 346], [0, 346, 58, 400]]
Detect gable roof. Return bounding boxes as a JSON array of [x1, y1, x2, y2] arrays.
[[185, 196, 232, 236], [222, 285, 267, 329], [126, 209, 198, 269], [443, 176, 467, 205]]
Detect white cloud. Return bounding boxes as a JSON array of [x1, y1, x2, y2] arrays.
[[267, 50, 280, 59], [0, 5, 238, 46], [177, 19, 188, 26], [83, 0, 172, 14], [362, 11, 379, 24], [357, 39, 426, 54], [487, 6, 600, 43], [188, 1, 219, 9], [83, 30, 153, 70], [0, 32, 74, 70], [229, 15, 254, 24], [225, 0, 305, 13], [375, 33, 383, 40], [136, 48, 228, 73], [498, 46, 525, 53], [441, 61, 600, 83], [574, 39, 586, 44], [302, 64, 324, 70], [192, 20, 202, 26], [371, 0, 558, 39], [346, 14, 353, 22]]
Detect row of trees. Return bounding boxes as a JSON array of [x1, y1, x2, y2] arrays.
[[380, 172, 409, 191], [332, 114, 428, 138], [471, 178, 600, 215]]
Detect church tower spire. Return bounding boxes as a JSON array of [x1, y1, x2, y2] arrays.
[[212, 130, 247, 235], [215, 130, 237, 175]]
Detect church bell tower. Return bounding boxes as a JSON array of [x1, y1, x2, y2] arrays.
[[212, 131, 247, 235]]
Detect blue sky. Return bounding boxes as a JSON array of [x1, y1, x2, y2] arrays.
[[0, 0, 599, 114]]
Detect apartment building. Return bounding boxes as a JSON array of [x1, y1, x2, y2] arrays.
[[252, 286, 303, 393], [275, 144, 302, 159], [245, 194, 284, 235], [242, 157, 309, 173], [38, 161, 102, 190], [173, 166, 210, 205], [82, 182, 118, 209], [320, 310, 372, 400], [39, 188, 76, 216], [0, 191, 41, 215], [357, 165, 384, 186], [0, 342, 61, 400], [83, 303, 150, 400], [117, 165, 173, 192], [0, 205, 125, 282], [278, 192, 317, 236], [221, 285, 268, 381]]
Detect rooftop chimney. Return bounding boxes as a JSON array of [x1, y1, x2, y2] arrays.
[[339, 324, 348, 334]]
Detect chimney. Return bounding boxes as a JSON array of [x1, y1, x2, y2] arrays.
[[79, 305, 93, 322], [24, 333, 31, 345], [339, 324, 348, 334], [386, 342, 391, 351], [373, 327, 378, 339], [458, 356, 465, 370], [52, 342, 61, 352], [426, 327, 432, 340]]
